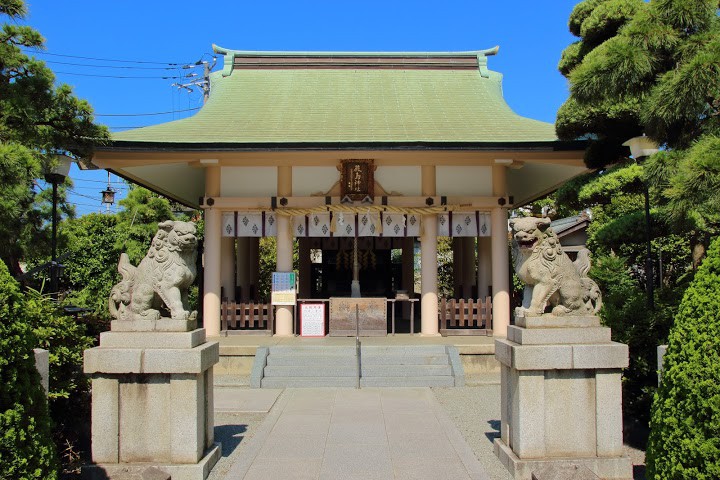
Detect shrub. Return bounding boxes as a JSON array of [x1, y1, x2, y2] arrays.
[[646, 236, 720, 479], [591, 253, 676, 433], [0, 262, 59, 479]]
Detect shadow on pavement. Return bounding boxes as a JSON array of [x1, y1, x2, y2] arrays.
[[215, 424, 248, 457], [485, 419, 501, 443]]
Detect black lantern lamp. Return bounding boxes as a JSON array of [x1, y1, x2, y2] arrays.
[[623, 135, 659, 309], [101, 171, 116, 210], [44, 154, 73, 300]]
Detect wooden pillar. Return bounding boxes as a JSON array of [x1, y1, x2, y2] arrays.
[[491, 164, 510, 337], [220, 237, 235, 301], [275, 166, 293, 336], [477, 236, 492, 298], [462, 237, 476, 299], [420, 165, 439, 336], [249, 237, 259, 300], [203, 166, 221, 337], [298, 238, 311, 299], [452, 238, 463, 298], [401, 237, 415, 319], [236, 237, 250, 301]]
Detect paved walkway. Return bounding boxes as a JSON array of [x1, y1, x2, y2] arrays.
[[220, 387, 492, 480]]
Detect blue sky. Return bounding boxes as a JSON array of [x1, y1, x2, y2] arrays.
[[22, 0, 580, 215]]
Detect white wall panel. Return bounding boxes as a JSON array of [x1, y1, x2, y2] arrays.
[[436, 166, 492, 196], [221, 167, 277, 197], [375, 166, 421, 196], [292, 167, 339, 196]]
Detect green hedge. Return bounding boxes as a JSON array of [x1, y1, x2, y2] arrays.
[[0, 262, 58, 479], [646, 236, 720, 479]]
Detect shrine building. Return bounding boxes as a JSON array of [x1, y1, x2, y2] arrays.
[[91, 46, 588, 338]]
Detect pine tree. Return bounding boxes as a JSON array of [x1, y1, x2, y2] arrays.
[[0, 0, 108, 276]]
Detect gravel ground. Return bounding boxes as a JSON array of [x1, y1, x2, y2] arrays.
[[206, 410, 270, 480], [433, 385, 513, 480]]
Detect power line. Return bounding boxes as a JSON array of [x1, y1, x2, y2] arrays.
[[44, 60, 201, 71], [22, 48, 191, 66], [68, 188, 107, 202], [71, 185, 127, 192], [95, 107, 201, 117], [72, 178, 127, 185], [53, 70, 190, 80]]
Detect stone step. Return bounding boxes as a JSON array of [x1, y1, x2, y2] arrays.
[[263, 364, 453, 378], [361, 376, 456, 388], [260, 376, 455, 388], [363, 364, 452, 377], [261, 376, 359, 388], [268, 345, 448, 355], [266, 354, 450, 366], [264, 365, 357, 377], [255, 344, 462, 388]]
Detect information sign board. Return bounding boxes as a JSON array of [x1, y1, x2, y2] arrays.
[[300, 303, 326, 337], [271, 271, 296, 305]]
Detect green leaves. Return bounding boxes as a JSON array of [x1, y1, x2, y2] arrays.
[[647, 236, 720, 479], [557, 0, 719, 170], [0, 0, 108, 276], [643, 34, 720, 146], [0, 261, 59, 479]]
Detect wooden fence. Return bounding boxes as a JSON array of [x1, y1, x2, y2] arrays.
[[220, 300, 274, 335], [439, 297, 492, 336]]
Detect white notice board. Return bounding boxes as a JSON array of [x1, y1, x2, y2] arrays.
[[300, 303, 326, 337]]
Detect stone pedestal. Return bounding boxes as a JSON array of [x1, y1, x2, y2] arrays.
[[83, 321, 220, 480], [494, 314, 632, 480]]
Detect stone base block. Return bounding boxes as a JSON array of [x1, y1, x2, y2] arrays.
[[495, 339, 629, 371], [99, 329, 206, 349], [508, 326, 611, 345], [494, 439, 632, 480], [111, 318, 197, 332], [515, 315, 600, 329], [84, 341, 219, 375], [82, 443, 221, 480]]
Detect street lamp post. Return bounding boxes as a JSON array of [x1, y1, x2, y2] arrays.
[[44, 155, 73, 300], [623, 136, 659, 309]]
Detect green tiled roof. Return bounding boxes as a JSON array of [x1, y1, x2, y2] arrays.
[[113, 57, 557, 145]]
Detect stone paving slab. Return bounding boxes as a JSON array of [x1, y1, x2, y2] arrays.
[[221, 387, 491, 480], [214, 387, 282, 413]]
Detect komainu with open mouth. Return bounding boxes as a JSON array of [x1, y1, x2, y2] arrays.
[[510, 216, 601, 316], [109, 220, 198, 322]]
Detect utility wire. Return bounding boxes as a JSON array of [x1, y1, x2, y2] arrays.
[[95, 107, 201, 117], [53, 70, 191, 80], [43, 60, 201, 71], [72, 178, 128, 185], [21, 48, 190, 66], [68, 188, 106, 202]]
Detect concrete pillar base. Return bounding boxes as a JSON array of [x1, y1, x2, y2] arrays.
[[493, 439, 631, 480], [82, 445, 221, 480], [83, 326, 219, 480], [494, 314, 631, 480], [274, 305, 294, 336]]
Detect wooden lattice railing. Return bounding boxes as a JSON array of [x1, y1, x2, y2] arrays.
[[220, 300, 274, 335], [439, 297, 492, 336]]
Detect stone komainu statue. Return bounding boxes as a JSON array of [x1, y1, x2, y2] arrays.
[[109, 220, 198, 322], [510, 216, 601, 316]]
